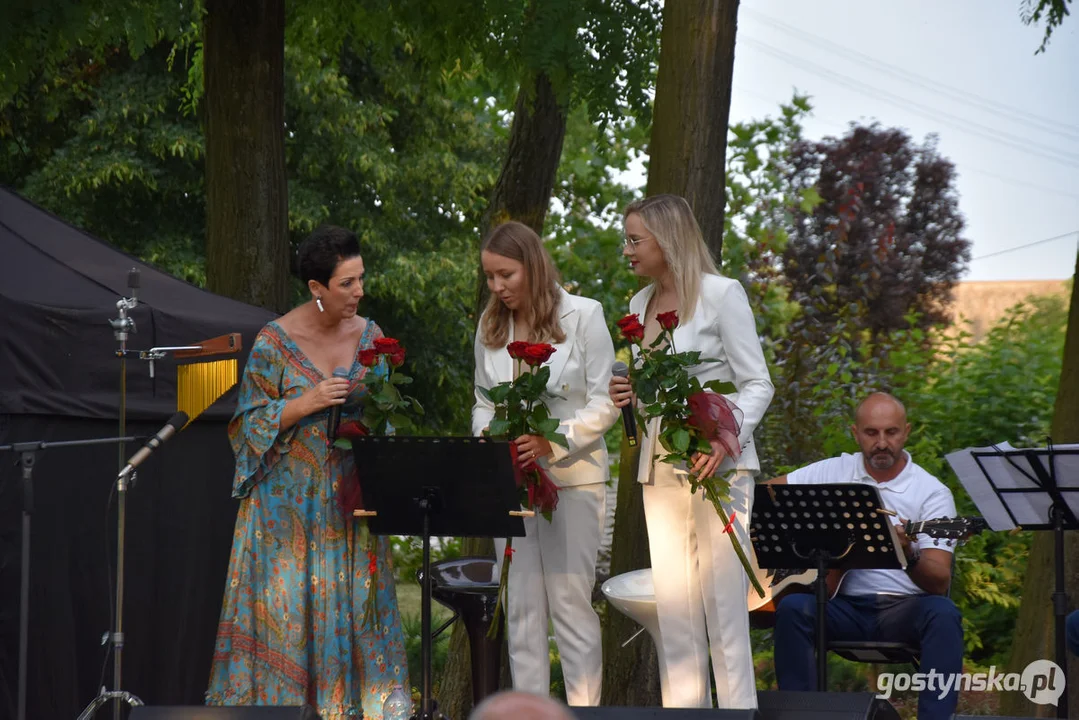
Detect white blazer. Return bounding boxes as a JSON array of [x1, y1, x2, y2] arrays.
[[472, 289, 619, 488], [630, 273, 774, 483]]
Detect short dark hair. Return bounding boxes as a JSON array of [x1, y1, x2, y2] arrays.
[[296, 225, 361, 287]]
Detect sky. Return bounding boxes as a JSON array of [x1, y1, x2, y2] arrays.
[[643, 1, 1079, 282]]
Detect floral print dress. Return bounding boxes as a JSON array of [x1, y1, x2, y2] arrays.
[[207, 320, 409, 719]]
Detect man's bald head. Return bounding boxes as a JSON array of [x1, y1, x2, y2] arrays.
[[854, 392, 907, 428], [469, 691, 576, 720], [851, 392, 911, 480]]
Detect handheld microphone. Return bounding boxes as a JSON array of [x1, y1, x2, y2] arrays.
[[611, 362, 637, 447], [119, 411, 189, 478], [327, 366, 350, 443]]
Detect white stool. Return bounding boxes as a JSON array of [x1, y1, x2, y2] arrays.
[[600, 569, 669, 699]]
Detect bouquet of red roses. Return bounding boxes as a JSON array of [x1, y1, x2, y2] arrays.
[[334, 336, 424, 629], [617, 311, 764, 599], [477, 340, 569, 634]]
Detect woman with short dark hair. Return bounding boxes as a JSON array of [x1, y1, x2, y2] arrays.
[[207, 225, 409, 719]]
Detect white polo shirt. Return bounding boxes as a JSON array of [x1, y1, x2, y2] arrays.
[[786, 451, 957, 597]]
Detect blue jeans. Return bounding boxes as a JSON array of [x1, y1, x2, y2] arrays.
[[1067, 610, 1079, 657], [774, 593, 963, 720]]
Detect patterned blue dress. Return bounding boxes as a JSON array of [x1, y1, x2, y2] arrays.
[[207, 320, 409, 719]]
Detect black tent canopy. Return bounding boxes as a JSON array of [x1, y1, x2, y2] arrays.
[[0, 187, 277, 718], [0, 186, 274, 419]]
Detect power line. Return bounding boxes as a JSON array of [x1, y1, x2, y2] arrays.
[[960, 167, 1079, 201], [741, 7, 1079, 142], [732, 84, 1079, 200], [970, 230, 1079, 261], [740, 37, 1079, 170]]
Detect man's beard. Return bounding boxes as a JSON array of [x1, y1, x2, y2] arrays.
[[868, 448, 899, 470]]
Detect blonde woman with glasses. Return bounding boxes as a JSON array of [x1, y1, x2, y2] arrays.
[[608, 195, 774, 710]]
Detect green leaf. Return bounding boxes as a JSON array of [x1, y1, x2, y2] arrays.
[[488, 418, 511, 438], [799, 186, 823, 213], [703, 380, 737, 396], [486, 384, 511, 404], [544, 431, 570, 449], [538, 418, 561, 434], [671, 428, 691, 453]]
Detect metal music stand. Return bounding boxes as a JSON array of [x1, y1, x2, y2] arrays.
[[946, 441, 1079, 720], [749, 482, 906, 690], [350, 437, 525, 720], [0, 434, 143, 720]]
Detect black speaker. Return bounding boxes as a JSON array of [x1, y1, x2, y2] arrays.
[[756, 691, 900, 720], [129, 707, 320, 719], [570, 708, 759, 719]]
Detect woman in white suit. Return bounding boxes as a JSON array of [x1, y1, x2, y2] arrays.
[[472, 221, 619, 706], [608, 195, 774, 710]]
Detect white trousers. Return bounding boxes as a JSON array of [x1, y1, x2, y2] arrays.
[[642, 466, 757, 709], [494, 482, 605, 706]]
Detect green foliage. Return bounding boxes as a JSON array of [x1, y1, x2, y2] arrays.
[[722, 93, 816, 348], [0, 0, 194, 105], [401, 610, 450, 696], [1020, 0, 1074, 53], [480, 357, 569, 451], [756, 291, 1069, 678], [2, 27, 507, 432], [353, 353, 424, 438], [546, 104, 647, 337], [3, 44, 207, 284], [390, 536, 463, 583]]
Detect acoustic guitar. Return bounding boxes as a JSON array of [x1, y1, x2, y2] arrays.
[[746, 516, 988, 620]]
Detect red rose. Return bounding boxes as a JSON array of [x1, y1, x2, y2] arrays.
[[358, 349, 380, 367], [388, 348, 406, 368], [521, 343, 556, 367], [374, 337, 402, 355], [337, 420, 369, 439], [656, 310, 679, 331], [507, 341, 530, 360], [367, 550, 378, 576], [616, 314, 645, 343]]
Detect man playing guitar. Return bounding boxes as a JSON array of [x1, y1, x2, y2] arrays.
[[767, 392, 964, 720]]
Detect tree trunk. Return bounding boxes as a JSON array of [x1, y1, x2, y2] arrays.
[[647, 0, 739, 260], [601, 440, 663, 705], [600, 0, 741, 706], [1001, 254, 1079, 717], [442, 71, 569, 717], [203, 0, 290, 312], [473, 71, 568, 316]]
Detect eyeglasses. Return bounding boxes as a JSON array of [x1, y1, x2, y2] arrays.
[[623, 234, 652, 248]]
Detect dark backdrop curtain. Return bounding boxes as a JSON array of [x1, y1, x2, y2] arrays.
[[0, 415, 240, 719]]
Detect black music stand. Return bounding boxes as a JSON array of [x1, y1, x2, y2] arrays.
[[750, 483, 906, 690], [0, 434, 144, 720], [351, 436, 525, 720], [947, 442, 1079, 719]]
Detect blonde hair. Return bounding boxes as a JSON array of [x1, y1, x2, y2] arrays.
[[480, 221, 567, 349], [624, 194, 719, 320]]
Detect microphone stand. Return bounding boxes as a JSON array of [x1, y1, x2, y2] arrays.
[[79, 270, 145, 720], [75, 270, 235, 719], [0, 435, 142, 720]]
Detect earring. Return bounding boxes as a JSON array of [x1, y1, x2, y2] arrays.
[[316, 296, 324, 312]]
